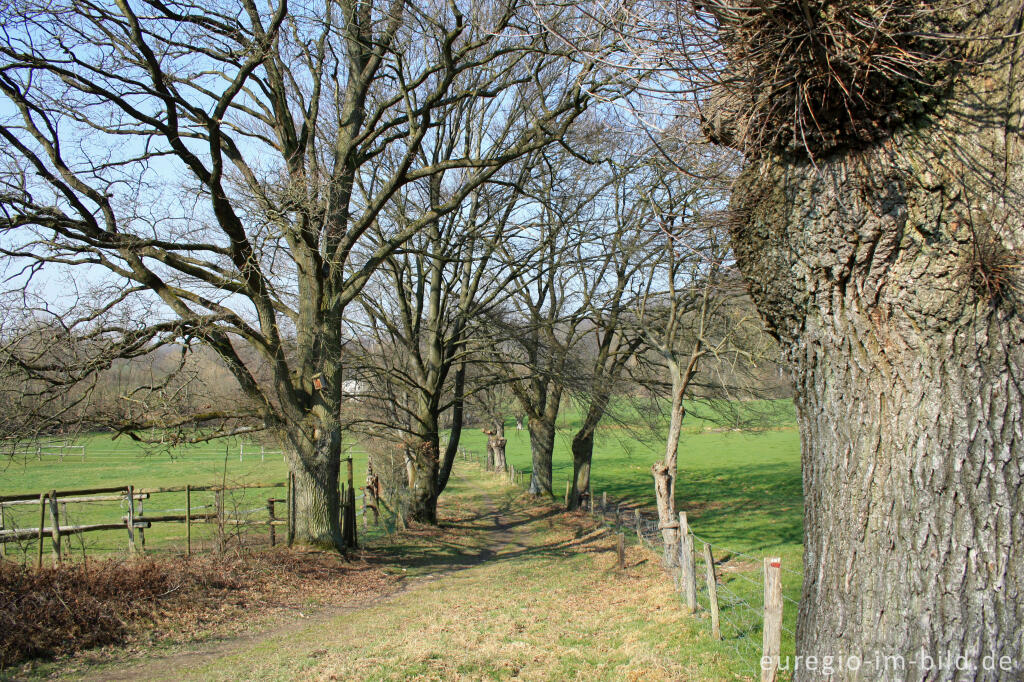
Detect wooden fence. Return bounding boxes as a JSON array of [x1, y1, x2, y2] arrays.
[[1, 459, 365, 566], [0, 482, 287, 567], [589, 492, 799, 682]]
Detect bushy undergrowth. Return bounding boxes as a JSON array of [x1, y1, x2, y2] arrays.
[[0, 549, 393, 670], [0, 557, 241, 668]]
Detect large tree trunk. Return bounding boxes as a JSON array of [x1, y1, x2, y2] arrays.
[[489, 419, 507, 472], [406, 435, 439, 524], [567, 396, 609, 510], [568, 431, 592, 511], [406, 396, 441, 524], [437, 361, 466, 495], [528, 417, 556, 496], [286, 425, 344, 549], [729, 8, 1024, 674]]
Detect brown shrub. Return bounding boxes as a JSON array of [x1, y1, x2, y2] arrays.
[[0, 550, 394, 670], [0, 557, 239, 668]]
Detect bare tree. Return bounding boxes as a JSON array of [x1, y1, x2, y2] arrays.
[[348, 143, 542, 523], [485, 141, 615, 497], [0, 0, 613, 548], [627, 150, 765, 564]]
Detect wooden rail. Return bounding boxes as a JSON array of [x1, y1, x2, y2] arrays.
[[0, 480, 291, 564]]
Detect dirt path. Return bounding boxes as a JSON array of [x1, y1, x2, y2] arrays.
[[45, 470, 730, 681], [75, 473, 525, 682]]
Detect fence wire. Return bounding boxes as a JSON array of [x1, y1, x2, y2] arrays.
[[584, 490, 803, 677]]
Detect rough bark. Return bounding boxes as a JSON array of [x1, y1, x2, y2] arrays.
[[492, 437, 507, 472], [406, 435, 439, 524], [437, 361, 466, 495], [568, 397, 609, 510], [489, 420, 508, 472], [568, 431, 593, 511], [528, 417, 556, 496], [728, 5, 1024, 676], [287, 426, 344, 548]]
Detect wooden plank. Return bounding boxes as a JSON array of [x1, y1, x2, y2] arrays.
[[762, 557, 783, 682], [135, 481, 285, 495], [1, 522, 129, 542], [1, 493, 149, 506], [121, 512, 217, 523], [703, 542, 722, 640], [1, 486, 128, 503]]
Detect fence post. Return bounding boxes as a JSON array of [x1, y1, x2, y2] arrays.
[[35, 494, 46, 569], [615, 504, 621, 529], [48, 491, 61, 566], [137, 494, 146, 552], [616, 532, 625, 570], [267, 498, 276, 547], [634, 509, 642, 543], [287, 471, 295, 547], [602, 491, 607, 513], [61, 502, 70, 559], [215, 489, 224, 553], [762, 558, 782, 682], [679, 512, 697, 612], [0, 503, 6, 560], [186, 485, 192, 556], [703, 542, 722, 640], [126, 485, 136, 554]]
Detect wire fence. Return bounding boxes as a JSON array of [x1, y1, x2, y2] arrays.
[[450, 445, 802, 677], [587, 492, 802, 679]]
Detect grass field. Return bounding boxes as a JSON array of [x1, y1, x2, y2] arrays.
[[3, 401, 803, 678], [457, 399, 804, 672], [23, 469, 787, 681]]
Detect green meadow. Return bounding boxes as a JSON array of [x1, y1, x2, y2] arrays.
[[5, 400, 804, 679]]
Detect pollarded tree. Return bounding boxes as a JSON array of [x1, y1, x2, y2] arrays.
[[621, 0, 1024, 675], [549, 1, 1024, 673], [702, 2, 1024, 673], [0, 0, 610, 548]]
